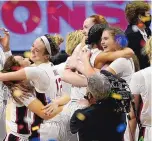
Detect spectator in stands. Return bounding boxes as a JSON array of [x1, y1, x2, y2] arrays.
[[125, 1, 151, 69]]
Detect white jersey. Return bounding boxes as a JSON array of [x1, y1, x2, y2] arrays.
[[54, 62, 72, 96], [0, 49, 12, 141], [25, 62, 62, 101], [108, 58, 135, 84], [25, 62, 62, 128], [130, 67, 152, 127], [108, 57, 135, 141], [9, 100, 33, 139]]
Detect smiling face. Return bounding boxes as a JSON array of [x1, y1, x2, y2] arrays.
[[101, 30, 119, 52], [14, 56, 31, 67], [30, 38, 49, 64]]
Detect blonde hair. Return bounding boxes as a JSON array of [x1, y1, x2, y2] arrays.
[[53, 34, 64, 46], [66, 30, 84, 55], [145, 36, 152, 63]]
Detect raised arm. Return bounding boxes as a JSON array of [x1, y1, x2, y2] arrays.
[[0, 69, 27, 81], [0, 28, 11, 52], [62, 69, 87, 87]]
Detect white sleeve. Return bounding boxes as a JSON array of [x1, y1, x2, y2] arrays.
[[54, 62, 66, 77], [109, 58, 128, 74], [24, 67, 40, 82], [4, 50, 12, 60], [24, 67, 49, 92], [129, 71, 144, 95]]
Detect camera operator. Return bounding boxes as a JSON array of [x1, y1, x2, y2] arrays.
[[70, 72, 127, 141]]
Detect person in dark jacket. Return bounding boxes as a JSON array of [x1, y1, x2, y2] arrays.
[[70, 72, 126, 141], [125, 1, 151, 69]]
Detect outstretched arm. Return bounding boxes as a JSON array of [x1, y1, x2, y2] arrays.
[[0, 69, 27, 81]]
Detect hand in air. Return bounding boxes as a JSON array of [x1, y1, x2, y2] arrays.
[[0, 28, 10, 51]]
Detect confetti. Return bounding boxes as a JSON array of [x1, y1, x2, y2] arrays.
[[46, 97, 51, 104], [13, 90, 22, 97], [141, 47, 146, 56], [32, 126, 39, 131], [141, 16, 151, 22], [115, 35, 128, 48], [24, 117, 33, 124], [24, 51, 31, 58], [48, 7, 57, 14], [111, 93, 122, 100], [139, 136, 144, 141], [140, 40, 146, 47], [76, 112, 86, 121], [137, 23, 144, 28], [30, 137, 40, 141], [32, 16, 40, 23], [18, 124, 24, 130], [116, 123, 126, 133], [11, 1, 19, 4], [2, 4, 12, 10]]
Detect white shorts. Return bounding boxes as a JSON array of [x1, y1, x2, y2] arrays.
[[40, 119, 67, 141], [40, 101, 85, 141], [61, 100, 87, 141]]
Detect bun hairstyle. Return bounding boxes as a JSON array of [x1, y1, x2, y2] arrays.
[[53, 34, 64, 46], [86, 24, 108, 45], [41, 34, 60, 57]]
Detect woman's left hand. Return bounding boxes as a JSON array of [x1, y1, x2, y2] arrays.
[[42, 102, 59, 116], [0, 28, 10, 52]]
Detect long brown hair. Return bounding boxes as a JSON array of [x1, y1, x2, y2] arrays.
[[2, 56, 34, 103]]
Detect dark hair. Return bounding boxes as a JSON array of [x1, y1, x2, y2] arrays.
[[43, 34, 60, 56], [2, 56, 20, 73], [86, 24, 108, 45], [2, 56, 34, 103], [125, 1, 150, 24]]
